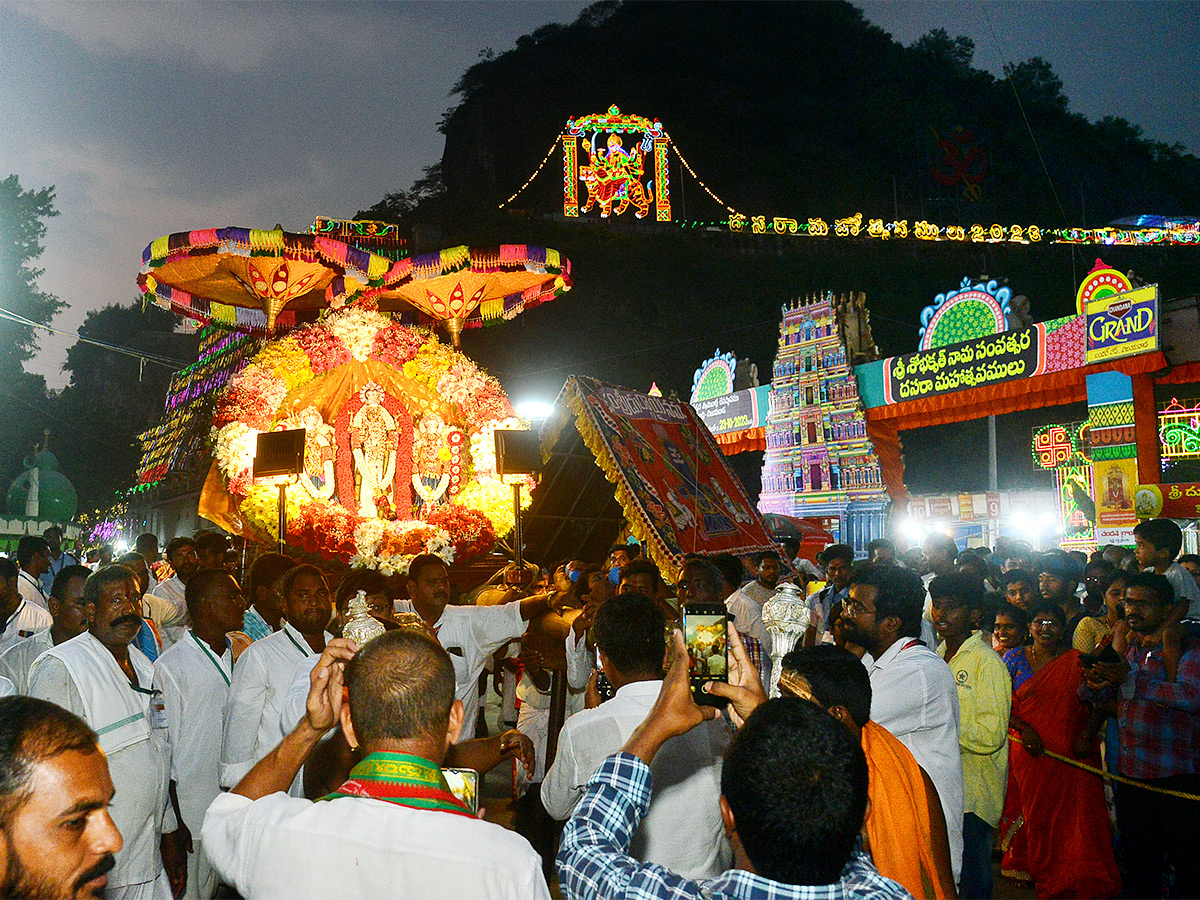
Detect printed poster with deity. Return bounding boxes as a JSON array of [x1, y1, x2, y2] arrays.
[[563, 376, 779, 580]]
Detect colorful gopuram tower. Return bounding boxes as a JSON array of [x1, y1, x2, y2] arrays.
[[758, 292, 889, 550]]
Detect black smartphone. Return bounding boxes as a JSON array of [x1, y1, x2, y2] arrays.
[[442, 767, 479, 814], [683, 603, 729, 708], [1080, 644, 1121, 667]]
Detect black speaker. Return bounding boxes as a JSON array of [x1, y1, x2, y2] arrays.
[[253, 429, 307, 479], [494, 429, 542, 476]]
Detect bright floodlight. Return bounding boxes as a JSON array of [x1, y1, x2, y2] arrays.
[[1009, 510, 1030, 535], [515, 400, 555, 421], [899, 517, 925, 544]]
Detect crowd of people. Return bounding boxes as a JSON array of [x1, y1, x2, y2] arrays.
[[0, 518, 1196, 900]]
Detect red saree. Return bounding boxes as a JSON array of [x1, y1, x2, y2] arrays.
[[999, 649, 1120, 899]]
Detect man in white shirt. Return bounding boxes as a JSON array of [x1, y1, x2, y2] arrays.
[[842, 562, 965, 882], [136, 532, 162, 590], [154, 570, 244, 900], [221, 564, 332, 789], [29, 564, 184, 900], [396, 554, 552, 737], [1, 564, 90, 691], [0, 556, 51, 651], [806, 543, 855, 645], [41, 525, 79, 596], [16, 535, 52, 611], [542, 591, 731, 879], [722, 551, 778, 666], [146, 537, 200, 649], [204, 629, 550, 899]]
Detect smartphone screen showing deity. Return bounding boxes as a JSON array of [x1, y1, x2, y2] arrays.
[[683, 603, 729, 708]]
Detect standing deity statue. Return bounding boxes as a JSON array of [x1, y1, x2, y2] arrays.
[[350, 382, 398, 518], [412, 413, 452, 512], [282, 406, 337, 501]]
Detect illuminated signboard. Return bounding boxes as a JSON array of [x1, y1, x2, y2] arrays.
[[1085, 285, 1158, 364]]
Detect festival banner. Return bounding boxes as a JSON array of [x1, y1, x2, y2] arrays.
[[1094, 458, 1138, 529], [855, 315, 1083, 408], [1133, 482, 1200, 520], [560, 376, 779, 581], [958, 492, 975, 521], [691, 385, 770, 435], [1085, 285, 1159, 364]]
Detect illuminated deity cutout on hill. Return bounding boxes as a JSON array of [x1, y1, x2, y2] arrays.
[[563, 106, 672, 221]]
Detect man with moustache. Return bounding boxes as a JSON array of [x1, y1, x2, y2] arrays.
[[0, 696, 125, 900], [146, 537, 200, 649], [28, 565, 182, 900], [0, 557, 51, 651], [1081, 571, 1200, 898], [221, 564, 333, 792], [397, 554, 552, 738], [841, 563, 965, 884], [0, 564, 90, 693], [154, 571, 246, 900]]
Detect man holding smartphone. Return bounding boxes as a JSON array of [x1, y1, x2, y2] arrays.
[[542, 592, 731, 880]]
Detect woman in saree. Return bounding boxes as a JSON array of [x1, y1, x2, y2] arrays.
[[999, 602, 1120, 898]]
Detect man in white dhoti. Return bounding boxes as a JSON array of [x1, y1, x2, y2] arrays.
[[203, 631, 550, 899], [154, 570, 245, 900], [29, 565, 184, 900], [220, 564, 332, 790], [0, 695, 124, 899], [0, 564, 90, 692]]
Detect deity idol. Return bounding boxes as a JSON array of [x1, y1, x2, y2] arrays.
[[350, 382, 398, 518], [412, 413, 452, 512], [281, 406, 337, 501]]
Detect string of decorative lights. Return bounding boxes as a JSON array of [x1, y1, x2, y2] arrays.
[[498, 137, 562, 209], [667, 142, 740, 215]]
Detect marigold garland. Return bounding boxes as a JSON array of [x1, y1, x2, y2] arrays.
[[211, 307, 534, 573]]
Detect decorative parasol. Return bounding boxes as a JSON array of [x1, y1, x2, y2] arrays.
[[139, 231, 572, 345], [138, 227, 408, 332], [363, 244, 572, 346]]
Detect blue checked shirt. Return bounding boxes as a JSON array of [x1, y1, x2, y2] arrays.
[[242, 606, 273, 642], [558, 752, 913, 900]]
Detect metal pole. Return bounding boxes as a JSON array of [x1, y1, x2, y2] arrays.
[[987, 415, 998, 492], [277, 482, 287, 555], [512, 482, 524, 569]]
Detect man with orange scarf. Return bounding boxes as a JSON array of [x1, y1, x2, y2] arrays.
[[780, 645, 957, 899]]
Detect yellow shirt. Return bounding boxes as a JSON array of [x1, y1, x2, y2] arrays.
[[1072, 615, 1112, 655], [937, 630, 1012, 826]]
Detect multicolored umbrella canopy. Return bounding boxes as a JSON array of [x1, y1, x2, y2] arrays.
[[138, 228, 572, 344], [363, 245, 572, 345], [138, 227, 404, 332]]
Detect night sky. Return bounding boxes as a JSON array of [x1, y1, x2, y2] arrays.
[[2, 0, 1196, 391]]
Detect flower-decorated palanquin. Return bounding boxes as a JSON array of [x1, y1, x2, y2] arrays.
[[207, 307, 534, 574]]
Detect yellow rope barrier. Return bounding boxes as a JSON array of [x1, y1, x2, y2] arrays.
[[1007, 734, 1200, 801]]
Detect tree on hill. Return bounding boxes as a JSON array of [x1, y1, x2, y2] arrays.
[[51, 303, 197, 515]]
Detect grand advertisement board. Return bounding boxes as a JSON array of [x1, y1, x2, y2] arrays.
[[1085, 285, 1159, 364]]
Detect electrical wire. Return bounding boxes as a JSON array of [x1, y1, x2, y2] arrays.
[[0, 305, 189, 370]]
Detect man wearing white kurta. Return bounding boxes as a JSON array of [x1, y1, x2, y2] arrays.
[[396, 554, 552, 737], [204, 629, 549, 899], [542, 592, 732, 879], [155, 571, 244, 900], [16, 535, 52, 611], [0, 564, 90, 691], [146, 536, 199, 649], [0, 556, 52, 651], [29, 565, 177, 900], [842, 564, 965, 882], [221, 564, 332, 790]]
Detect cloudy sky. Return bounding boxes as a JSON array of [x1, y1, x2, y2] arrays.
[[2, 1, 1196, 389]]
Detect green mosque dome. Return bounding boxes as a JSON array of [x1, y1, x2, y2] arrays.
[[6, 450, 78, 522]]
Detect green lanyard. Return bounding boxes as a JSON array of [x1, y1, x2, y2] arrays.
[[283, 626, 311, 660], [190, 632, 232, 687]]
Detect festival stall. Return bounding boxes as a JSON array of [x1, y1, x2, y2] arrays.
[[135, 224, 572, 572], [526, 375, 780, 582]]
